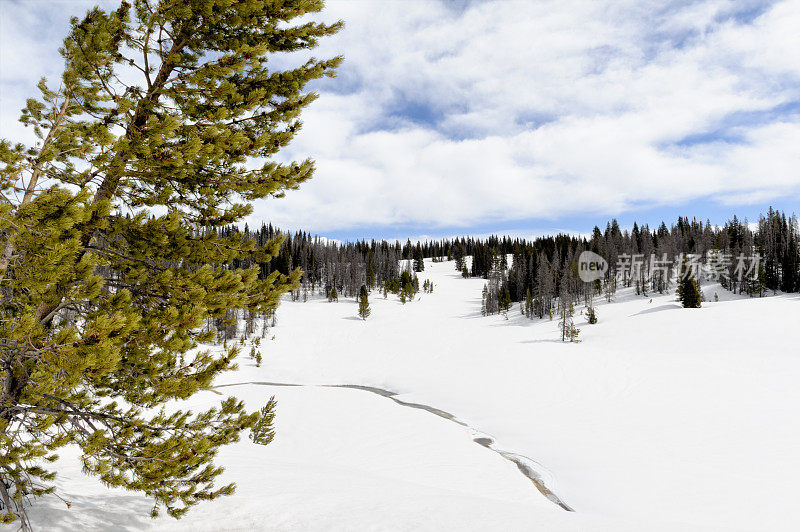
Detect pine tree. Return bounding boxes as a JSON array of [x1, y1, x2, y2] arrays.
[[752, 261, 767, 297], [676, 256, 702, 308], [604, 275, 616, 302], [524, 288, 533, 318], [558, 288, 580, 342], [0, 1, 341, 526], [499, 287, 512, 317], [413, 243, 425, 272], [366, 255, 376, 289], [586, 306, 598, 324], [397, 269, 417, 303], [328, 285, 339, 302], [453, 243, 466, 271], [358, 285, 371, 320]]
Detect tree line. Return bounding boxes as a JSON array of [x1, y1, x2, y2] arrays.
[[197, 224, 422, 336], [215, 208, 797, 335], [467, 209, 798, 321]]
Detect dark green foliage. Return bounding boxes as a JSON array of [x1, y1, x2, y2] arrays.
[[358, 285, 371, 320], [753, 261, 767, 297], [453, 243, 466, 271], [523, 288, 533, 318], [587, 306, 597, 324], [366, 252, 376, 289], [757, 208, 800, 294], [422, 279, 434, 293], [249, 398, 277, 446], [0, 0, 341, 526], [238, 209, 798, 312], [328, 285, 339, 302], [413, 243, 424, 272], [677, 257, 702, 308], [499, 287, 512, 315], [393, 269, 419, 304]]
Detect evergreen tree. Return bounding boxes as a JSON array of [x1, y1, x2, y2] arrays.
[[604, 275, 616, 302], [328, 285, 339, 302], [397, 269, 417, 303], [586, 306, 598, 324], [422, 279, 434, 294], [524, 288, 534, 318], [558, 289, 580, 342], [499, 287, 512, 317], [366, 253, 376, 289], [413, 243, 425, 272], [453, 243, 466, 271], [240, 209, 799, 303], [0, 1, 341, 526], [676, 256, 702, 308], [753, 261, 768, 297], [358, 285, 371, 320], [593, 278, 602, 296]]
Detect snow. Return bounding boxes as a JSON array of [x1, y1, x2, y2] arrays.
[[29, 385, 573, 531], [11, 258, 800, 531]]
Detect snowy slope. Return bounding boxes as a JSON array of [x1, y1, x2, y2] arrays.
[[12, 258, 800, 531], [24, 385, 581, 531]]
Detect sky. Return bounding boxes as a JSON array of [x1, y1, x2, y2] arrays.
[[1, 0, 799, 241]]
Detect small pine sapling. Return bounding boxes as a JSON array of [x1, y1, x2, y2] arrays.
[[358, 285, 371, 320], [676, 256, 702, 308]]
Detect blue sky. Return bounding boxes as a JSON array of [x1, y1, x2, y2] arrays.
[[1, 0, 798, 241]]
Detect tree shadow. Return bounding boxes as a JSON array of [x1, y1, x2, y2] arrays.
[[30, 492, 154, 531], [629, 303, 681, 317]]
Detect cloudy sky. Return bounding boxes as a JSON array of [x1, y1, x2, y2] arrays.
[[1, 0, 799, 240]]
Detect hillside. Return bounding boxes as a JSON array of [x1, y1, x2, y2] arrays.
[[16, 258, 800, 531]]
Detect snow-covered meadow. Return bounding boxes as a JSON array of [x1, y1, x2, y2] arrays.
[[15, 258, 800, 531]]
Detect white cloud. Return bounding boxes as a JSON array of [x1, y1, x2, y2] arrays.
[[255, 0, 800, 231], [0, 0, 120, 145], [2, 0, 798, 234]]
